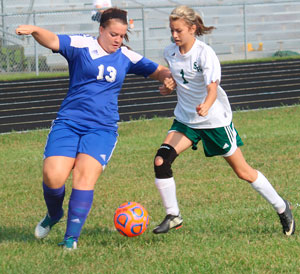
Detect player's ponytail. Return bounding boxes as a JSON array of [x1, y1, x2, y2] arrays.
[[194, 14, 215, 36]]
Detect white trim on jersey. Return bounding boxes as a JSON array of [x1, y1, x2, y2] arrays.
[[70, 35, 109, 60], [69, 35, 144, 63], [70, 34, 94, 48], [121, 47, 143, 64]]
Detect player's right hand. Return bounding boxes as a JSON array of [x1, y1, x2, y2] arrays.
[[15, 25, 35, 35]]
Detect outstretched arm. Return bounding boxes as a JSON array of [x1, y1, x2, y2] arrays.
[[15, 25, 59, 51], [149, 65, 176, 95]]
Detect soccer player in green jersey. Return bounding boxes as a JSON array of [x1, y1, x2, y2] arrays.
[[152, 5, 295, 236]]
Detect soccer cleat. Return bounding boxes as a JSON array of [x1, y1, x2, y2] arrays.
[[153, 213, 183, 234], [58, 237, 77, 250], [278, 200, 295, 236], [34, 210, 64, 239]]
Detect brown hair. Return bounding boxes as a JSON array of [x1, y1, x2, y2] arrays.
[[100, 8, 129, 42], [170, 5, 215, 36]]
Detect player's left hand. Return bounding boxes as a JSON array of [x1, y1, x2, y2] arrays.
[[196, 103, 209, 116]]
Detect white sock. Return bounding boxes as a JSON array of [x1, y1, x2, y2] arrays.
[[155, 177, 180, 216], [251, 170, 286, 214]]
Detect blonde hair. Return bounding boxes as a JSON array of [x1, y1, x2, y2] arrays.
[[170, 5, 215, 36]]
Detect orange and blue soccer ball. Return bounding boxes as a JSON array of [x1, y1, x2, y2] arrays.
[[114, 202, 149, 237]]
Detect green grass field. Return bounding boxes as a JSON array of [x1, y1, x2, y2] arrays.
[[1, 106, 300, 273]]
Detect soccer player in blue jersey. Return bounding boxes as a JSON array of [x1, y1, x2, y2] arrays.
[[15, 8, 175, 250]]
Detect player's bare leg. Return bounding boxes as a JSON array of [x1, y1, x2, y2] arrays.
[[224, 148, 295, 235]]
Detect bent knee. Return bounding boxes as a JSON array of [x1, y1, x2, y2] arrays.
[[154, 156, 164, 167], [43, 168, 68, 187], [43, 161, 72, 187], [154, 144, 178, 178]]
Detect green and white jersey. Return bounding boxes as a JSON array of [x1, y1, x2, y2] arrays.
[[164, 39, 232, 129]]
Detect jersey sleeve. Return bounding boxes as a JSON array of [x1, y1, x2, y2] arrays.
[[128, 56, 158, 77], [200, 45, 221, 86], [121, 47, 158, 77], [54, 34, 80, 61]]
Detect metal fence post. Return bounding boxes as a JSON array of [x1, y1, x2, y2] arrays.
[[141, 7, 146, 57], [243, 3, 248, 60], [33, 11, 39, 76], [1, 0, 10, 72], [1, 0, 5, 46]]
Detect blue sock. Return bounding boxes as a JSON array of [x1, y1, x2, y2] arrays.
[[43, 182, 65, 221], [65, 189, 94, 242]]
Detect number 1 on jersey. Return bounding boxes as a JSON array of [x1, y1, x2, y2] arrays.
[[97, 65, 105, 80], [180, 69, 189, 84]]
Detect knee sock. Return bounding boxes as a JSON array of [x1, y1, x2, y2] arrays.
[[65, 189, 94, 242], [155, 177, 179, 216], [43, 182, 65, 221], [251, 170, 286, 214]]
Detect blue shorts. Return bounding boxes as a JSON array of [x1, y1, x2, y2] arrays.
[[44, 119, 118, 169]]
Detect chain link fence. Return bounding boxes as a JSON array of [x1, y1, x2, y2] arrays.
[[1, 1, 300, 75]]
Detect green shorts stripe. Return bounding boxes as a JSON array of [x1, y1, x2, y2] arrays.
[[169, 119, 244, 157]]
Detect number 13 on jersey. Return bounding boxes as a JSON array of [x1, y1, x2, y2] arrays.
[[97, 64, 117, 83]]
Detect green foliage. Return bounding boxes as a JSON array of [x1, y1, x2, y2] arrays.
[[0, 45, 50, 73], [0, 45, 27, 72], [25, 55, 50, 72], [0, 106, 300, 273], [221, 55, 300, 65], [272, 50, 300, 57]]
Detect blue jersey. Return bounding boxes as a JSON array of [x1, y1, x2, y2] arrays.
[[55, 34, 158, 130]]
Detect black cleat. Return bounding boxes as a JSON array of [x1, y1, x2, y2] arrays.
[[278, 200, 295, 236], [153, 213, 183, 234]]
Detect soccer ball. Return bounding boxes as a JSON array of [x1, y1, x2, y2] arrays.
[[114, 202, 149, 237]]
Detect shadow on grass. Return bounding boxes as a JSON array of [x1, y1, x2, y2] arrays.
[[82, 225, 170, 246], [0, 226, 36, 243]]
